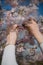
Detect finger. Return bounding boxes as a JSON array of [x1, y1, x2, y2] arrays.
[[24, 22, 32, 27], [13, 24, 18, 34], [10, 24, 18, 32], [23, 22, 32, 32], [15, 28, 18, 34], [30, 19, 36, 24], [28, 17, 36, 22], [28, 17, 36, 24], [13, 24, 18, 30]]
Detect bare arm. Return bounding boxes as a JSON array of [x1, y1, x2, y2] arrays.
[[1, 24, 18, 65], [25, 19, 43, 50]]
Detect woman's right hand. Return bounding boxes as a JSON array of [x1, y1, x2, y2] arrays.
[[7, 24, 18, 45]]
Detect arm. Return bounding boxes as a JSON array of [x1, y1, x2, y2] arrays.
[[25, 19, 43, 50], [1, 24, 18, 65], [33, 31, 43, 51]]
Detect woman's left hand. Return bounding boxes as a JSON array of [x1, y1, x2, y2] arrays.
[[25, 19, 43, 44]]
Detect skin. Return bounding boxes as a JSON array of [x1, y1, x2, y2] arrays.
[[7, 20, 43, 45], [25, 19, 43, 44], [7, 24, 18, 45]]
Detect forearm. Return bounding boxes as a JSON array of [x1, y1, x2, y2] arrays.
[[34, 31, 43, 44], [34, 31, 43, 51], [1, 24, 18, 65], [1, 45, 18, 65]]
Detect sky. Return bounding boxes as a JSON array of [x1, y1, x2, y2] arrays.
[[1, 0, 43, 16]]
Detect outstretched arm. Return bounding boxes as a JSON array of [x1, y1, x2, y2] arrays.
[[25, 19, 43, 50], [1, 24, 18, 65]]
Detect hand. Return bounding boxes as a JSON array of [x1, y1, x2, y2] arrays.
[[25, 19, 43, 44], [25, 19, 39, 36], [7, 24, 18, 45]]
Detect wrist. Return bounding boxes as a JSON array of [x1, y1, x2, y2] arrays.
[[34, 31, 43, 44], [6, 42, 15, 47], [34, 30, 40, 37], [6, 42, 15, 46]]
